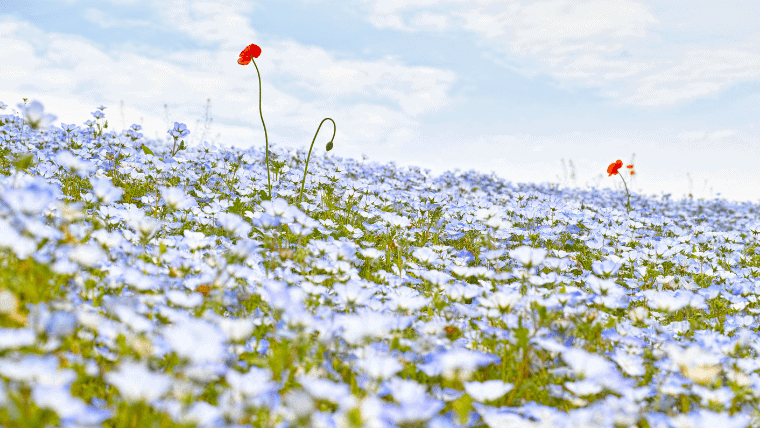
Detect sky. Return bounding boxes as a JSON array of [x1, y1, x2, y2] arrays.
[[2, 0, 760, 203]]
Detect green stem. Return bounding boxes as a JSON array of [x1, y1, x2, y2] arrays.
[[251, 58, 272, 200], [298, 118, 336, 206], [619, 174, 631, 214]]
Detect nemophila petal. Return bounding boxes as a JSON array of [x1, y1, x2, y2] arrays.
[[21, 100, 57, 129], [226, 366, 275, 396], [412, 246, 442, 264], [336, 312, 398, 345], [481, 248, 506, 260], [642, 289, 706, 313], [419, 349, 499, 380], [591, 259, 622, 277], [162, 317, 227, 363], [479, 289, 522, 311], [379, 211, 412, 229], [0, 221, 35, 259], [46, 311, 77, 337], [112, 304, 154, 333], [562, 347, 618, 380], [509, 245, 547, 267], [298, 374, 350, 404], [261, 197, 292, 218], [355, 353, 403, 379], [387, 286, 431, 311], [216, 212, 252, 237], [565, 379, 604, 397], [418, 270, 454, 285], [56, 150, 96, 175], [333, 281, 375, 307], [32, 383, 111, 423], [672, 409, 751, 428], [104, 360, 173, 402], [68, 242, 107, 267], [359, 246, 385, 260], [166, 290, 204, 309], [464, 380, 514, 402], [0, 328, 36, 350], [474, 403, 547, 428], [0, 355, 76, 385], [611, 349, 646, 377], [181, 400, 223, 427], [183, 361, 228, 383], [386, 397, 445, 424], [213, 316, 256, 342], [2, 176, 60, 215], [89, 176, 123, 203], [183, 230, 212, 250], [160, 186, 197, 210]]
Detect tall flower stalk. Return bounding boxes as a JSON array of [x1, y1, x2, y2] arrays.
[[238, 43, 336, 203], [607, 159, 635, 214]]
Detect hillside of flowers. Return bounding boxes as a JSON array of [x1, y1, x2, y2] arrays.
[[0, 99, 759, 427]]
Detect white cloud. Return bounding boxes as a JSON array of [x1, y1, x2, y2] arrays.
[[0, 9, 454, 154], [624, 48, 760, 106], [357, 0, 760, 107]]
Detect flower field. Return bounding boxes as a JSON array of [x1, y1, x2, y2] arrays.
[[0, 99, 758, 427]]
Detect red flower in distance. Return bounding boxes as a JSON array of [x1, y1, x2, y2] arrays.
[[238, 44, 262, 65], [607, 159, 623, 176]]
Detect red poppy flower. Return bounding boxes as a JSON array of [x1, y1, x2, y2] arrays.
[[237, 44, 262, 65], [607, 159, 623, 176]]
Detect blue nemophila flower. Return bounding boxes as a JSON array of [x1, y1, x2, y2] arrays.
[[333, 280, 376, 308], [160, 186, 197, 211], [463, 379, 514, 402], [216, 212, 252, 238], [0, 327, 36, 351], [561, 347, 629, 392], [165, 290, 204, 309], [418, 349, 499, 381], [18, 100, 57, 130], [591, 258, 623, 278], [45, 311, 78, 337], [89, 176, 123, 204], [168, 122, 190, 139], [385, 377, 444, 424], [670, 409, 751, 428], [33, 383, 112, 424], [0, 354, 76, 386], [297, 374, 351, 405], [225, 365, 276, 398], [610, 348, 647, 377], [354, 352, 403, 380], [104, 360, 173, 402], [161, 317, 227, 363], [0, 217, 37, 259], [2, 175, 60, 215], [642, 289, 707, 313], [509, 245, 547, 268], [56, 150, 96, 176]]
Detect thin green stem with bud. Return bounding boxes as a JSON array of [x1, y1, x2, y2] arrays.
[[298, 118, 336, 207]]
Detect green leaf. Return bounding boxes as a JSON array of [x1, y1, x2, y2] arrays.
[[141, 144, 154, 156]]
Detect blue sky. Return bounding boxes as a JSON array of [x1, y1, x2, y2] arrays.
[[3, 0, 760, 202]]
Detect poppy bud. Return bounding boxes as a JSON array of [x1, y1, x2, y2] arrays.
[[326, 141, 333, 151]]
